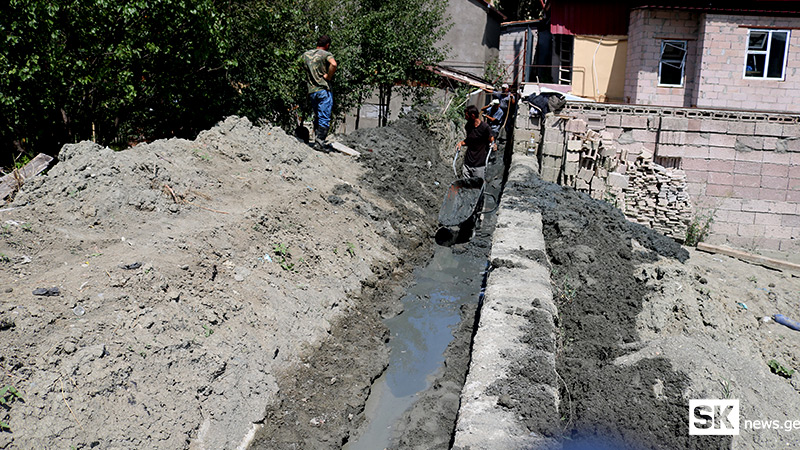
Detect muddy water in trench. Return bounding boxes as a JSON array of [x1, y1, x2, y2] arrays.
[[344, 149, 506, 450], [343, 245, 488, 450]]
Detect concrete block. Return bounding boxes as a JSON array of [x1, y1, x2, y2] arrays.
[[708, 146, 736, 160], [660, 131, 686, 145], [566, 139, 583, 151], [564, 161, 579, 176], [541, 167, 560, 183], [542, 143, 564, 157], [755, 122, 784, 137], [787, 138, 800, 152], [700, 119, 728, 133], [782, 124, 800, 138], [587, 115, 605, 130], [761, 175, 789, 190], [763, 137, 780, 151], [607, 172, 629, 188], [621, 115, 649, 129], [733, 173, 760, 188], [590, 177, 606, 192], [735, 136, 764, 152], [661, 117, 688, 131], [734, 149, 764, 162], [759, 188, 787, 202], [754, 212, 783, 226], [578, 168, 594, 182], [733, 160, 761, 175], [656, 145, 685, 157], [565, 119, 587, 134], [728, 121, 755, 135], [566, 151, 580, 162], [762, 163, 790, 178], [606, 114, 622, 128], [632, 129, 656, 143]]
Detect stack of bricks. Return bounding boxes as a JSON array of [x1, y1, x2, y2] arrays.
[[552, 117, 694, 240], [540, 115, 565, 182], [623, 151, 693, 239]]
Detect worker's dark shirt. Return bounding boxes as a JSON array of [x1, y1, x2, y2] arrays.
[[464, 120, 491, 168]]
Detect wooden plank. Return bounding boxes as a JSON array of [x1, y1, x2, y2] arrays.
[[696, 242, 800, 274], [329, 142, 360, 157], [0, 153, 54, 201]]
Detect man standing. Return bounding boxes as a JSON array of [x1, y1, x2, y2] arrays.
[[481, 99, 504, 138], [457, 105, 495, 180], [302, 35, 338, 148]]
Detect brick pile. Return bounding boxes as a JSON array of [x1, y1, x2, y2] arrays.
[[554, 117, 693, 240]]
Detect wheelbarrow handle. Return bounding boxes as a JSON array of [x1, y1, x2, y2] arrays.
[[452, 148, 460, 178]]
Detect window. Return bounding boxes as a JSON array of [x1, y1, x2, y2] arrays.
[[745, 29, 790, 79], [659, 40, 687, 86]]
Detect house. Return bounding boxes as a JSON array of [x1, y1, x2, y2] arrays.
[[509, 1, 800, 113]]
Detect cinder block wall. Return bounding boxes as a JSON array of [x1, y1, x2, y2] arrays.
[[696, 14, 800, 113], [528, 102, 799, 255], [624, 9, 701, 108]]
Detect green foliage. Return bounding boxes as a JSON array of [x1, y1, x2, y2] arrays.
[[1, 0, 451, 157], [443, 85, 472, 127], [0, 385, 23, 432], [346, 242, 356, 257], [685, 210, 714, 247], [768, 359, 795, 379], [273, 242, 295, 272]]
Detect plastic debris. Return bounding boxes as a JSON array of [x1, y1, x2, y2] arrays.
[[736, 302, 748, 310], [773, 314, 800, 331]]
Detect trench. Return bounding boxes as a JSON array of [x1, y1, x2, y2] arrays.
[[343, 136, 511, 450]]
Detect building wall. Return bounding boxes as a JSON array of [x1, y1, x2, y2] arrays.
[[695, 14, 800, 113], [572, 35, 627, 102], [526, 102, 800, 256], [440, 0, 502, 78], [499, 24, 535, 87], [624, 9, 701, 107]]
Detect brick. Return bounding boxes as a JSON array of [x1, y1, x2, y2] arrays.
[[728, 121, 755, 135], [686, 171, 708, 183], [707, 171, 733, 185], [621, 115, 649, 129], [657, 145, 685, 157], [741, 199, 772, 213], [659, 131, 686, 145], [754, 212, 783, 226], [632, 129, 656, 143], [762, 176, 788, 190], [788, 190, 800, 202], [768, 202, 797, 214], [733, 185, 761, 198], [685, 133, 710, 146], [756, 237, 782, 251], [710, 221, 739, 235], [763, 137, 780, 151], [707, 159, 734, 173], [735, 149, 764, 162], [733, 173, 760, 187], [688, 118, 703, 132], [755, 122, 784, 136], [661, 117, 688, 131], [763, 152, 792, 164], [759, 188, 787, 201], [734, 160, 761, 175], [721, 210, 756, 224], [779, 238, 799, 252], [718, 197, 744, 211], [738, 223, 765, 236], [782, 214, 800, 228], [708, 146, 736, 160], [706, 183, 735, 196], [735, 136, 764, 152], [682, 157, 709, 170], [700, 119, 728, 133], [782, 124, 800, 138], [605, 114, 622, 128], [787, 138, 800, 152], [764, 225, 794, 239]]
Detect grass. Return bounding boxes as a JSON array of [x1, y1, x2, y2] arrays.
[[274, 243, 296, 272], [685, 210, 715, 246], [346, 242, 356, 258]]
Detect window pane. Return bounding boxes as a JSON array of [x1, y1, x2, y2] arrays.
[[660, 63, 683, 85], [662, 42, 686, 59], [746, 54, 765, 77], [748, 31, 768, 51], [767, 31, 788, 78]]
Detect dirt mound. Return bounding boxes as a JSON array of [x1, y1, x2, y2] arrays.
[[0, 112, 455, 449]]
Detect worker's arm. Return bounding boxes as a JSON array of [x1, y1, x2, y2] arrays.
[[324, 56, 338, 82], [490, 135, 497, 151]]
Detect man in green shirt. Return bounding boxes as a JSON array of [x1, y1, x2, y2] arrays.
[[302, 35, 338, 148]]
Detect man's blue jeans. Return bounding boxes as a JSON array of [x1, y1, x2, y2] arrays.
[[309, 89, 332, 129]]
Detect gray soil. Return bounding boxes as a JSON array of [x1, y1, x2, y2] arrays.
[[3, 103, 798, 450], [0, 110, 459, 450], [498, 174, 800, 449]]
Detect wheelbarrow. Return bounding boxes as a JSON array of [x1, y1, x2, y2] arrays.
[[435, 147, 496, 245]]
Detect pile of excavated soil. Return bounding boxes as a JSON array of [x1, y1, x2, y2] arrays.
[[501, 175, 800, 449], [0, 111, 457, 450]]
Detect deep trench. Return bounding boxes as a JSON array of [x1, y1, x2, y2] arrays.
[[342, 132, 513, 449]]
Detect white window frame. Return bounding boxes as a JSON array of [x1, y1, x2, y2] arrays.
[[743, 29, 790, 80], [658, 40, 687, 87]]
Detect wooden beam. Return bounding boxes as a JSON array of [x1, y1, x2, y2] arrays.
[[696, 242, 800, 274], [0, 153, 54, 201]]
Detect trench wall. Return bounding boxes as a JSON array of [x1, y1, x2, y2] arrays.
[[452, 157, 559, 450], [514, 101, 800, 255]]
